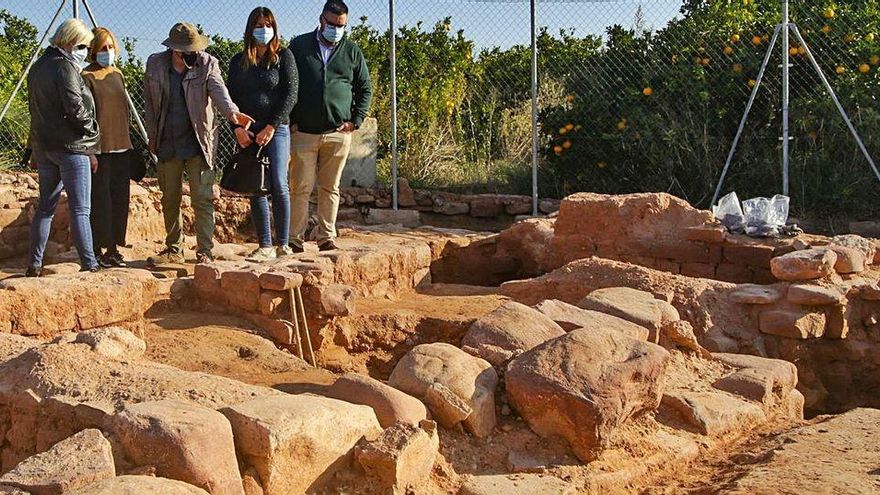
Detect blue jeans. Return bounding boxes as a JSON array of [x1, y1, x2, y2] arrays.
[[29, 151, 99, 270], [250, 124, 291, 247]]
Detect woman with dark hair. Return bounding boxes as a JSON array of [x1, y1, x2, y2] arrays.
[[83, 26, 133, 267], [26, 18, 101, 276], [228, 7, 299, 261]]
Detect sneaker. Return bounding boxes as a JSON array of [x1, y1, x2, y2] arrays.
[[318, 239, 339, 252], [97, 254, 114, 268], [148, 247, 185, 266], [196, 249, 215, 264], [288, 242, 305, 254], [107, 251, 128, 267], [247, 247, 277, 262], [25, 266, 42, 278], [276, 245, 296, 257], [80, 265, 102, 273]]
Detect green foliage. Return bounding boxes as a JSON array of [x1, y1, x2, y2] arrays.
[[542, 1, 880, 216], [0, 9, 38, 168]]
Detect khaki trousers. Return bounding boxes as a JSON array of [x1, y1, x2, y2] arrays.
[[156, 155, 215, 252], [289, 131, 352, 245]]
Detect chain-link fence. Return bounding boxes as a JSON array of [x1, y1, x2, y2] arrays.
[[2, 1, 879, 217]]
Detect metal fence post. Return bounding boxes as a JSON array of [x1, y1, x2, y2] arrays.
[[389, 0, 398, 210], [781, 0, 791, 196], [530, 0, 538, 216]]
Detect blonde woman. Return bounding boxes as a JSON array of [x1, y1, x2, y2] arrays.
[[82, 27, 133, 267], [26, 18, 100, 276]]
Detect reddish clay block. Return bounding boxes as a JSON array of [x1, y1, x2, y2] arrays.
[[681, 262, 717, 279], [716, 263, 753, 284], [193, 264, 222, 292], [723, 244, 775, 267], [751, 268, 777, 285], [650, 242, 711, 263], [655, 259, 681, 274], [708, 245, 723, 264], [259, 271, 305, 291], [685, 225, 726, 244], [220, 270, 261, 312]]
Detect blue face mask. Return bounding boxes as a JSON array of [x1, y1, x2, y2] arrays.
[[71, 46, 89, 66], [253, 27, 274, 46], [321, 24, 345, 44], [96, 49, 115, 67]]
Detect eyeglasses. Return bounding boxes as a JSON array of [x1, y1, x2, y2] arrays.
[[321, 15, 346, 29]]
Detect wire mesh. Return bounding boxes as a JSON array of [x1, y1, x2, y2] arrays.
[[1, 1, 879, 216]]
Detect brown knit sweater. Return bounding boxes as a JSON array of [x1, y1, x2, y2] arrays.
[[82, 64, 133, 153]]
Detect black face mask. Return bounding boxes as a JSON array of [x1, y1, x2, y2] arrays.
[[182, 52, 198, 67]]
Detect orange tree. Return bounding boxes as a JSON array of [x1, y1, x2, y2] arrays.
[[541, 0, 880, 217]]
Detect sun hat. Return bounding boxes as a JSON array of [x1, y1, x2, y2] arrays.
[[162, 22, 209, 52]]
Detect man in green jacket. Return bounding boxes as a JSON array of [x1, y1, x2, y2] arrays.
[[288, 0, 372, 252]]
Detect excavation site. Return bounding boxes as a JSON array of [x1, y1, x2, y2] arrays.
[[0, 175, 877, 494]]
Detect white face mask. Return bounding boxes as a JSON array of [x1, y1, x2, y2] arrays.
[[253, 27, 274, 46], [321, 24, 345, 44], [96, 49, 115, 67], [71, 46, 89, 66]]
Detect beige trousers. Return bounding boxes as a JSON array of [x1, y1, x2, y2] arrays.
[[289, 130, 352, 245]]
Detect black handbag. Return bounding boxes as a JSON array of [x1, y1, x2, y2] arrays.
[[220, 145, 271, 194], [128, 149, 149, 182]]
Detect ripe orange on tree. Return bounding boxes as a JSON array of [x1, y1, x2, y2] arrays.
[[562, 140, 572, 150], [748, 79, 757, 87], [823, 8, 835, 19], [643, 87, 654, 96], [730, 33, 741, 43], [836, 65, 846, 74], [752, 35, 762, 45], [821, 25, 832, 34], [859, 64, 871, 74], [553, 145, 563, 155], [871, 55, 880, 65], [733, 63, 744, 73], [724, 46, 734, 56]]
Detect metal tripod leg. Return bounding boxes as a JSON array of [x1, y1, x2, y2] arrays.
[[0, 0, 67, 124], [712, 24, 783, 206], [791, 25, 880, 183]]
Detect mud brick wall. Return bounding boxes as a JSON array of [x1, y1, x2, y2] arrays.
[[548, 192, 817, 284]]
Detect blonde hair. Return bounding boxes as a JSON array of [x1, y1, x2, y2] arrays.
[[51, 18, 94, 48], [87, 27, 120, 63]]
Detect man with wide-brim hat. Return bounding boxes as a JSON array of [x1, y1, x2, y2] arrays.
[[143, 22, 254, 266]]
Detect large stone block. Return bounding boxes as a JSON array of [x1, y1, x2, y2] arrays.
[[770, 248, 837, 281], [461, 301, 565, 365], [340, 117, 378, 188], [325, 373, 428, 429], [388, 343, 497, 437], [355, 420, 439, 494], [109, 400, 243, 495], [505, 328, 670, 462], [759, 309, 826, 339], [0, 429, 115, 495], [221, 395, 382, 495]]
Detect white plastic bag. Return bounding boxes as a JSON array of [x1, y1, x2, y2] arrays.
[[712, 192, 745, 232], [742, 195, 790, 236]]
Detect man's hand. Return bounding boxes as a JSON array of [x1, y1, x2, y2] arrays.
[[256, 125, 275, 146], [234, 127, 255, 148], [89, 155, 98, 173], [337, 121, 355, 133], [231, 112, 255, 129], [148, 138, 157, 155]]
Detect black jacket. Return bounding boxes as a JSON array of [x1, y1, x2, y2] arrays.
[[27, 46, 99, 154]]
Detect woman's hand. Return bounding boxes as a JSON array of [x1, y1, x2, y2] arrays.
[[256, 124, 275, 146], [234, 127, 254, 148], [89, 155, 98, 173]]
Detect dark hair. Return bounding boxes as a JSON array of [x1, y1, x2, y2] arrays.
[[322, 0, 348, 16], [241, 7, 280, 69]]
